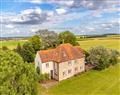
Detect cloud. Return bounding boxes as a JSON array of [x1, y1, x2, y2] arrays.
[[101, 21, 119, 29], [5, 24, 15, 28], [29, 0, 42, 4], [21, 8, 42, 15], [56, 8, 67, 15], [9, 7, 54, 25], [27, 0, 119, 11]]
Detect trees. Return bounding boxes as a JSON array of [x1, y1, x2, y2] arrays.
[[15, 43, 22, 55], [0, 50, 37, 95], [16, 35, 41, 63], [58, 31, 78, 45], [36, 29, 59, 49], [29, 35, 41, 52], [16, 42, 35, 63], [109, 49, 119, 65], [87, 46, 119, 70], [21, 42, 35, 63]]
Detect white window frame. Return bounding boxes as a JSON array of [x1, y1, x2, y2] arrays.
[[46, 63, 49, 68], [68, 69, 72, 74], [68, 61, 72, 66]]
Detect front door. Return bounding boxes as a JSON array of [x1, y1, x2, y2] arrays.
[[50, 70, 53, 79]]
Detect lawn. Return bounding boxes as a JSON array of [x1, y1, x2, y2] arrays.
[[0, 40, 26, 49], [47, 64, 120, 95]]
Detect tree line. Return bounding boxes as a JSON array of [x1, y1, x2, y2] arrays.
[[15, 30, 78, 63]]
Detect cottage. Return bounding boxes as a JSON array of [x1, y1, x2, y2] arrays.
[[35, 43, 85, 81]]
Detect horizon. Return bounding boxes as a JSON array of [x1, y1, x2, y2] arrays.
[[1, 0, 120, 37]]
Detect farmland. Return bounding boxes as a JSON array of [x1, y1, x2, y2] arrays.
[[78, 38, 120, 51], [1, 36, 120, 95], [1, 36, 120, 51], [0, 40, 26, 49]]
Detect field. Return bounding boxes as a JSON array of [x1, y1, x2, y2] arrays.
[[0, 36, 120, 51], [0, 40, 26, 49], [1, 36, 120, 95], [78, 38, 120, 51]]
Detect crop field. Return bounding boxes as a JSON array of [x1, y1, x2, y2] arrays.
[[0, 40, 26, 49], [78, 38, 120, 51], [1, 36, 120, 51]]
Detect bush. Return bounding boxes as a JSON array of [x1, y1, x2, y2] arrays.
[[109, 49, 119, 65], [38, 73, 50, 82], [87, 46, 119, 70], [44, 73, 50, 80], [2, 46, 9, 50]]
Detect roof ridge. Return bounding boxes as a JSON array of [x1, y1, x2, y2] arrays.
[[38, 44, 84, 63]]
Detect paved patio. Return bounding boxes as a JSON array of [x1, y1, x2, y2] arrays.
[[40, 80, 58, 89]]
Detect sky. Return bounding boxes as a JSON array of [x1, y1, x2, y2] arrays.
[[0, 0, 120, 37]]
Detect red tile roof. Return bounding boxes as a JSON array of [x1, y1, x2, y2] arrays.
[[38, 43, 84, 63]]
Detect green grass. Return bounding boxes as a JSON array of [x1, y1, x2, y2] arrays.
[[0, 40, 26, 49], [78, 39, 120, 51], [48, 64, 120, 95], [1, 37, 120, 95], [38, 37, 120, 95]]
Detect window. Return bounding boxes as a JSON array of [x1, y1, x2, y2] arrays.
[[80, 66, 82, 70], [63, 71, 66, 77], [46, 63, 49, 68], [68, 61, 72, 66], [75, 67, 78, 72], [63, 51, 67, 57], [54, 69, 57, 75], [54, 63, 57, 75], [68, 69, 72, 74], [75, 60, 77, 64]]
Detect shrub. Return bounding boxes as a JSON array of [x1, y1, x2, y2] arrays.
[[38, 73, 50, 82], [87, 46, 119, 70], [2, 46, 9, 50]]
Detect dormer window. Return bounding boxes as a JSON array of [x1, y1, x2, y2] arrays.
[[68, 61, 72, 66], [63, 51, 67, 57]]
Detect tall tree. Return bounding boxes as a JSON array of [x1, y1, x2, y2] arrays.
[[29, 35, 41, 52], [15, 43, 22, 55], [21, 42, 35, 62], [0, 50, 37, 95], [36, 29, 59, 49], [58, 31, 78, 45]]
